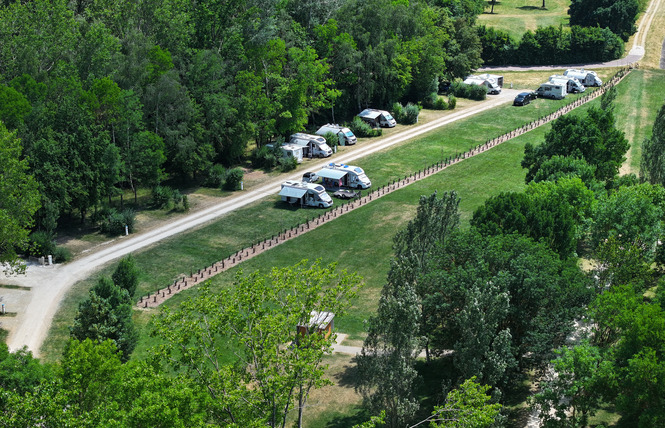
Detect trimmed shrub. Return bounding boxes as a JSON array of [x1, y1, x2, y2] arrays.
[[152, 185, 174, 209], [424, 92, 448, 109], [349, 116, 382, 138], [224, 168, 244, 190], [447, 95, 457, 110], [98, 208, 135, 235], [278, 156, 298, 172], [434, 97, 448, 110], [203, 164, 227, 187], [53, 246, 72, 263], [392, 102, 421, 125], [469, 84, 488, 101]]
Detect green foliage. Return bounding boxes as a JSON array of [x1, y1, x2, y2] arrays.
[[522, 93, 629, 184], [151, 261, 362, 427], [569, 0, 639, 41], [0, 124, 40, 274], [112, 255, 139, 298], [640, 103, 665, 186], [430, 377, 502, 427], [70, 277, 137, 361], [202, 164, 227, 187], [223, 167, 244, 191], [530, 155, 599, 188], [450, 82, 487, 100], [447, 94, 457, 110], [27, 231, 56, 257], [96, 208, 136, 236], [0, 84, 31, 130], [392, 102, 421, 125], [349, 117, 382, 138], [278, 155, 298, 172], [322, 131, 338, 149], [0, 343, 51, 397]]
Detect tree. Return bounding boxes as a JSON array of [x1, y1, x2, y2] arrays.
[[522, 91, 628, 183], [569, 0, 639, 41], [428, 377, 502, 427], [357, 192, 461, 427], [70, 277, 138, 361], [640, 103, 665, 186], [530, 155, 598, 188], [0, 84, 31, 130], [112, 254, 139, 297], [0, 124, 40, 275], [151, 261, 361, 427]]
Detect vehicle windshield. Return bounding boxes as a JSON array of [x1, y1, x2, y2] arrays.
[[384, 114, 394, 120]]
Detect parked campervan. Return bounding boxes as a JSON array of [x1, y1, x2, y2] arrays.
[[319, 163, 371, 190], [464, 75, 501, 94], [549, 75, 585, 93], [279, 181, 333, 208], [564, 69, 602, 87], [288, 133, 333, 158], [315, 124, 357, 146], [358, 109, 396, 128], [265, 143, 303, 163], [536, 82, 567, 100]]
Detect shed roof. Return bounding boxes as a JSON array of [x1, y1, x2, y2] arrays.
[[299, 311, 335, 329], [318, 168, 348, 180], [279, 186, 308, 198]]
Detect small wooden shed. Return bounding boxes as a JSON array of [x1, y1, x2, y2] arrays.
[[297, 311, 335, 340]]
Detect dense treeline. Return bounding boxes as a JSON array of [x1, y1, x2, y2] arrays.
[[0, 0, 484, 240], [358, 90, 665, 426]]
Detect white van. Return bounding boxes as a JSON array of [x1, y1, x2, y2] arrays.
[[358, 109, 396, 128], [279, 180, 333, 208], [549, 75, 585, 93], [315, 124, 357, 146], [536, 82, 567, 100], [319, 163, 371, 190], [265, 143, 303, 163], [564, 69, 602, 87], [289, 133, 333, 158]]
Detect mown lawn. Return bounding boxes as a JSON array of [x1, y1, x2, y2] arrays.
[[477, 0, 571, 40]]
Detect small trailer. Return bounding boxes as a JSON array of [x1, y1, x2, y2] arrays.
[[316, 124, 357, 146], [289, 133, 333, 158], [464, 75, 501, 94], [536, 82, 567, 100], [319, 163, 371, 190], [279, 180, 333, 208], [265, 143, 303, 163], [358, 109, 396, 128], [549, 75, 585, 93], [564, 69, 602, 87]]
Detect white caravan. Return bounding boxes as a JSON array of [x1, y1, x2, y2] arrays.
[[464, 75, 501, 94], [549, 75, 585, 93], [289, 133, 333, 158], [265, 143, 303, 163], [536, 82, 567, 100], [279, 181, 333, 208], [315, 124, 357, 146], [564, 69, 602, 87], [319, 163, 371, 190], [358, 109, 396, 128]]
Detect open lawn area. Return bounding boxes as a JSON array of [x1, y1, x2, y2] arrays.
[[477, 0, 571, 40]]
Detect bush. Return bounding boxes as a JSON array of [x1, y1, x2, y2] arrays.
[[29, 231, 56, 257], [224, 168, 244, 191], [203, 164, 226, 187], [469, 84, 488, 101], [447, 95, 457, 110], [53, 246, 71, 263], [392, 102, 421, 124], [434, 97, 448, 110], [349, 116, 382, 138], [152, 185, 174, 209], [278, 156, 297, 172], [322, 131, 338, 151], [98, 208, 135, 235], [250, 145, 278, 170]]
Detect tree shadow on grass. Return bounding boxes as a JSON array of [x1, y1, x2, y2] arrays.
[[332, 356, 361, 388], [518, 5, 546, 10]]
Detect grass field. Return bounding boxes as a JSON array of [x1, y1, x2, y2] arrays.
[[477, 0, 571, 40]]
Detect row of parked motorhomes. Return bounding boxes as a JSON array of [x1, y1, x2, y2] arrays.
[[279, 163, 372, 208], [534, 69, 603, 100]]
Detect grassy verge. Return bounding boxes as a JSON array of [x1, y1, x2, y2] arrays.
[[477, 0, 571, 40]]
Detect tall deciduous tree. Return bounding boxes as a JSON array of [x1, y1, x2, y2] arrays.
[[0, 124, 40, 275], [640, 103, 665, 186], [151, 261, 361, 427], [112, 255, 139, 298]]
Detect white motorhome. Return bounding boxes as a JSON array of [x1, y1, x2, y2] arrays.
[[464, 75, 501, 94], [319, 163, 371, 190], [358, 109, 396, 128], [279, 180, 333, 208], [549, 75, 585, 93], [265, 143, 303, 163], [564, 69, 602, 87], [536, 82, 567, 100], [315, 124, 357, 146], [476, 73, 504, 88], [289, 133, 333, 158]]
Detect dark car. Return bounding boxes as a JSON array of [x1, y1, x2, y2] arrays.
[[513, 92, 535, 106]]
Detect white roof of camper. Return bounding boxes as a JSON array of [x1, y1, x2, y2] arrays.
[[358, 109, 384, 120], [318, 168, 348, 180]]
